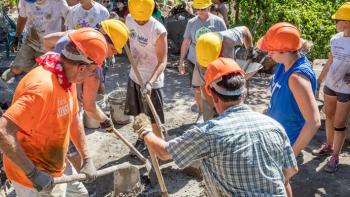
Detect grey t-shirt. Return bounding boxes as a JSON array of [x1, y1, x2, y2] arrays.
[[218, 26, 245, 59], [183, 14, 226, 64]]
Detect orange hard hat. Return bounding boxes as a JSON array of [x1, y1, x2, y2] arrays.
[[68, 28, 108, 67], [257, 22, 302, 52], [204, 57, 245, 97]]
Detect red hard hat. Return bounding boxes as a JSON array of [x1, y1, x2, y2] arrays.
[[204, 58, 245, 97], [257, 22, 302, 52]]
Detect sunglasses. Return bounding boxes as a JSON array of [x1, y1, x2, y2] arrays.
[[102, 0, 110, 3], [196, 7, 210, 12]]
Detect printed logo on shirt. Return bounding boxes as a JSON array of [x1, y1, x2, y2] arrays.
[[271, 82, 282, 95], [129, 29, 149, 47], [195, 27, 211, 41], [57, 98, 72, 118], [130, 29, 137, 39]]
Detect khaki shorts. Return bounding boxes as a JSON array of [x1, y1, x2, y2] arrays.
[[12, 160, 88, 197], [12, 43, 44, 73], [192, 63, 206, 87], [201, 91, 217, 121]]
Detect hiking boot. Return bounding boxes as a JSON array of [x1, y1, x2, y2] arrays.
[[324, 155, 339, 173], [129, 139, 148, 157], [312, 143, 333, 156]]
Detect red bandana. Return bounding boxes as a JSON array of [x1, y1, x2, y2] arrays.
[[36, 53, 72, 91]]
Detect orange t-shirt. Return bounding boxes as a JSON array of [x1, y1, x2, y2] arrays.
[[3, 66, 79, 188]]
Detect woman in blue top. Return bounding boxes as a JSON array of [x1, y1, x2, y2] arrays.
[[257, 22, 321, 197]]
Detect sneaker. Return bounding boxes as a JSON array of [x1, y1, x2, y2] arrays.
[[324, 155, 339, 173], [312, 143, 333, 156], [129, 139, 148, 157]]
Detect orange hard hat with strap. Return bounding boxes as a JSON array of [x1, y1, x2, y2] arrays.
[[68, 28, 108, 67], [257, 22, 302, 52], [204, 57, 245, 97]]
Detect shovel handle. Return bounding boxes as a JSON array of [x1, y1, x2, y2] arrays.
[[111, 128, 147, 163], [124, 45, 169, 197], [53, 163, 131, 184]]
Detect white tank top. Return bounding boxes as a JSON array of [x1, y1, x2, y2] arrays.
[[325, 32, 350, 94], [126, 15, 167, 88]]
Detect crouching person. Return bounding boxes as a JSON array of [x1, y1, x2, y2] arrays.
[[0, 28, 108, 196], [133, 58, 299, 196]]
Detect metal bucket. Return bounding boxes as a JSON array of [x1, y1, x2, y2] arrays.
[[108, 90, 131, 125], [83, 94, 105, 129]]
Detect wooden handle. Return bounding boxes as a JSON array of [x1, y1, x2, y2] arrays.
[[111, 128, 147, 163], [53, 163, 132, 184], [124, 45, 169, 196]]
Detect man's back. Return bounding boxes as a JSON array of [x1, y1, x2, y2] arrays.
[[201, 105, 296, 196], [168, 104, 296, 196]]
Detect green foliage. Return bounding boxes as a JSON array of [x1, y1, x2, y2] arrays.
[[1, 0, 18, 9], [231, 0, 348, 59]]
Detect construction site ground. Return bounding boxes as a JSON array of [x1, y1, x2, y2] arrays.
[[1, 52, 350, 196]]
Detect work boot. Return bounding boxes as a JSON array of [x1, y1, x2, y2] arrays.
[[312, 143, 333, 156], [324, 155, 339, 173], [129, 139, 148, 157]]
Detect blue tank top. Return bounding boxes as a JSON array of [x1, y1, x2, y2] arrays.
[[267, 55, 317, 145]]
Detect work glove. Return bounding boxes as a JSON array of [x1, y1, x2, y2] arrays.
[[247, 48, 258, 60], [26, 167, 54, 192], [80, 158, 97, 183], [141, 82, 152, 97], [132, 113, 152, 139], [100, 117, 114, 133], [11, 36, 19, 52]]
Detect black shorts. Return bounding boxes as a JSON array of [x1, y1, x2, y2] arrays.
[[324, 85, 350, 103], [124, 78, 165, 124], [185, 60, 197, 88]]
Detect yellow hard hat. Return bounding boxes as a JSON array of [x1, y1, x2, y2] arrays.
[[128, 0, 155, 21], [101, 19, 129, 54], [196, 32, 222, 68], [193, 0, 212, 9], [332, 2, 350, 21]]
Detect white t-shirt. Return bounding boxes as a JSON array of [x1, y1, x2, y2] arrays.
[[126, 15, 167, 89], [19, 0, 70, 52], [65, 2, 109, 30], [325, 32, 350, 94]]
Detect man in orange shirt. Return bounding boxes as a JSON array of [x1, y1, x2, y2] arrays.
[[0, 28, 108, 196]]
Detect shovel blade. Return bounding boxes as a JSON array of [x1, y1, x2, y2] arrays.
[[114, 165, 141, 194]]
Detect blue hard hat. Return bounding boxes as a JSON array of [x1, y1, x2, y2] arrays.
[[24, 0, 36, 3]]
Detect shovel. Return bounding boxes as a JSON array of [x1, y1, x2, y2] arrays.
[[124, 45, 169, 197], [54, 163, 141, 194]]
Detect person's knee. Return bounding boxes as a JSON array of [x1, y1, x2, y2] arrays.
[[324, 106, 336, 117]]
